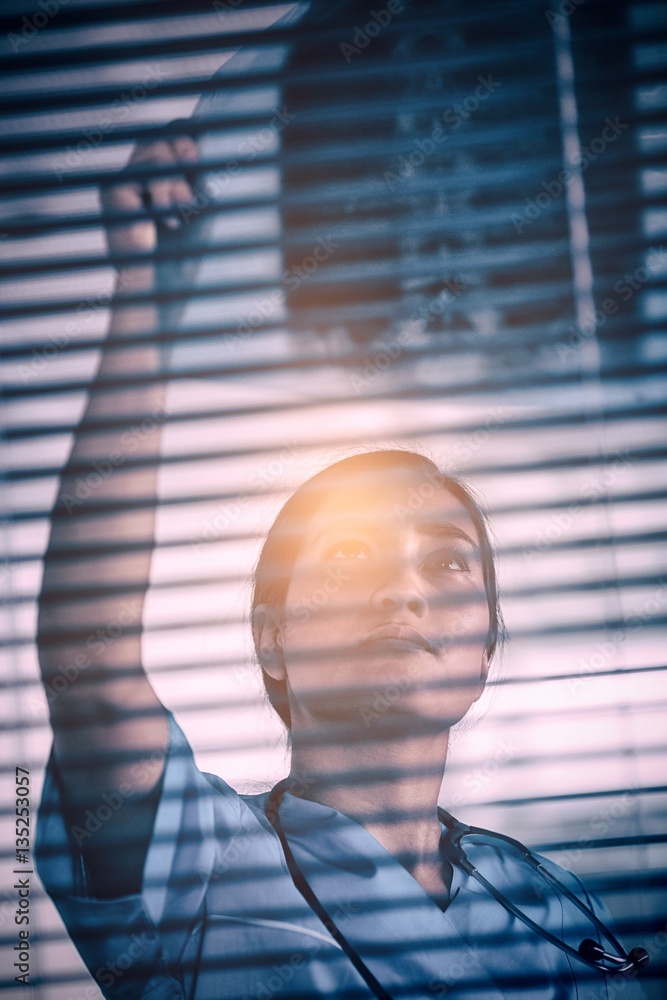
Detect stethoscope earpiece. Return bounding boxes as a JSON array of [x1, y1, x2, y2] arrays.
[[628, 946, 651, 971], [579, 938, 650, 974], [438, 808, 650, 979]]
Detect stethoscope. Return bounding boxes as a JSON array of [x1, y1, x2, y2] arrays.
[[265, 779, 649, 1000]]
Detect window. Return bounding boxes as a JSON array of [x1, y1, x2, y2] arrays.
[[1, 1, 665, 995]]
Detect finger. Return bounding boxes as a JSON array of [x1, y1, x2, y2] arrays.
[[130, 139, 175, 167], [145, 177, 189, 230], [145, 177, 174, 206], [127, 138, 195, 204], [101, 139, 172, 216], [100, 179, 143, 214], [171, 136, 199, 164], [102, 183, 155, 253], [130, 140, 176, 203], [172, 139, 199, 191], [171, 177, 197, 207], [144, 176, 196, 212]]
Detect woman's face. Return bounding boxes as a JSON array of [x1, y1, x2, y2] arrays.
[[262, 464, 490, 735]]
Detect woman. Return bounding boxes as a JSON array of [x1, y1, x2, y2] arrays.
[[36, 133, 645, 1000]]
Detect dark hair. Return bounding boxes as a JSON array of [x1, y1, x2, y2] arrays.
[[251, 449, 505, 731]]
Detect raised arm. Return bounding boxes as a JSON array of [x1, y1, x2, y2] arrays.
[[37, 133, 198, 897]]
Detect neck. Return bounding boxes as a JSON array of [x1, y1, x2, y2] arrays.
[[286, 719, 451, 899]]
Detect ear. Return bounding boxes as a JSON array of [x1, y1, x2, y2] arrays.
[[252, 603, 286, 680], [472, 649, 489, 704]]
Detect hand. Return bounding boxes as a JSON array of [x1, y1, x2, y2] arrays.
[[101, 125, 199, 259]]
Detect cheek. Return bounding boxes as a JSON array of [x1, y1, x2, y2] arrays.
[[281, 573, 340, 645], [435, 591, 489, 651], [285, 560, 364, 618], [464, 596, 490, 633]]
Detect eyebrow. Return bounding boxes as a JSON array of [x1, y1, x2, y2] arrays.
[[311, 519, 479, 551], [415, 522, 478, 550]]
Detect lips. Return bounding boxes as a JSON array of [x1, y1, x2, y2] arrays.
[[358, 623, 435, 653]]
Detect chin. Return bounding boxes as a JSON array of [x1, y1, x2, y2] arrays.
[[299, 688, 454, 741]]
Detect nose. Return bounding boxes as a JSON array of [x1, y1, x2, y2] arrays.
[[370, 561, 427, 617]]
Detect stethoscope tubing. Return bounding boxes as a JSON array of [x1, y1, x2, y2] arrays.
[[437, 808, 633, 974], [265, 780, 644, 998], [266, 779, 393, 1000]]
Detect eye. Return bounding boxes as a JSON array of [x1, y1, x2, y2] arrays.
[[425, 549, 469, 575], [327, 539, 371, 561]]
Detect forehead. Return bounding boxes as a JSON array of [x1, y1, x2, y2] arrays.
[[298, 463, 478, 539]]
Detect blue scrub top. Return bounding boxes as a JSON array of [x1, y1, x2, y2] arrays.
[[36, 713, 643, 1000]]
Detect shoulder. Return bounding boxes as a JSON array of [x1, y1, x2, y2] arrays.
[[451, 824, 646, 998], [457, 824, 604, 914]]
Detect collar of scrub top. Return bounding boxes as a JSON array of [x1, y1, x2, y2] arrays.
[[265, 780, 513, 1000], [266, 779, 649, 997]]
